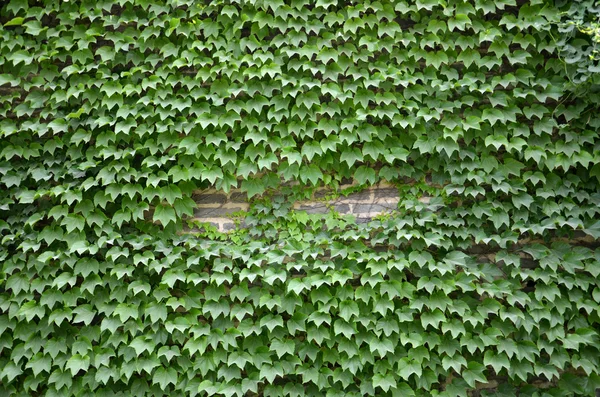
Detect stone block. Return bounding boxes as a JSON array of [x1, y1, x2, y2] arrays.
[[353, 203, 396, 214], [343, 190, 372, 202], [229, 192, 247, 203], [194, 206, 244, 217], [374, 188, 399, 199], [297, 204, 328, 214], [193, 193, 227, 204], [297, 203, 351, 214]]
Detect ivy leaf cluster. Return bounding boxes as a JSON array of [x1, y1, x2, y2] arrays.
[[1, 0, 600, 396]]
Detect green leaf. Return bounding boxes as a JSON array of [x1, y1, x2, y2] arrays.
[[299, 164, 323, 186], [18, 300, 45, 321], [483, 350, 510, 374], [174, 196, 196, 217], [379, 166, 400, 181], [1, 362, 23, 382], [354, 166, 377, 185], [583, 220, 600, 239], [241, 178, 266, 198], [237, 159, 258, 179], [362, 141, 385, 161], [512, 193, 534, 209], [462, 116, 481, 131], [373, 372, 396, 392], [202, 166, 224, 184], [62, 214, 86, 233], [23, 20, 44, 35], [482, 108, 505, 126], [26, 353, 52, 377], [301, 141, 322, 161], [72, 305, 96, 325], [7, 273, 30, 294], [420, 309, 445, 329], [448, 14, 472, 31], [497, 339, 519, 359], [153, 366, 178, 390], [485, 134, 508, 150], [145, 304, 168, 323], [130, 336, 154, 356], [153, 204, 176, 226], [162, 185, 182, 205], [398, 358, 422, 380], [48, 368, 73, 390], [383, 147, 409, 163], [113, 303, 138, 322], [270, 338, 295, 358], [112, 209, 131, 228], [426, 51, 449, 68], [338, 300, 359, 323], [442, 354, 467, 373], [462, 361, 487, 387], [65, 354, 90, 376], [457, 49, 481, 67], [4, 17, 25, 26], [340, 148, 363, 167]]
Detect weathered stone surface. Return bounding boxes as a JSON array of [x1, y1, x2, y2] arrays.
[[229, 192, 247, 203], [192, 193, 227, 204], [194, 206, 244, 217], [222, 222, 237, 231], [353, 203, 396, 214], [332, 204, 351, 213], [343, 190, 372, 202], [314, 190, 329, 199], [374, 188, 399, 199], [191, 185, 406, 232], [297, 204, 351, 214], [297, 204, 329, 214]]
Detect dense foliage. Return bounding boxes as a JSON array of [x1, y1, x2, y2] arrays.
[[1, 0, 600, 396], [555, 0, 600, 90]]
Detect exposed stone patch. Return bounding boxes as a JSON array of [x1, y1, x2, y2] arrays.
[[352, 203, 397, 214], [192, 193, 228, 204], [194, 206, 245, 217], [192, 184, 401, 231]]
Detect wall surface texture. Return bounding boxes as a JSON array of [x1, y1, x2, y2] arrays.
[[193, 184, 408, 231]]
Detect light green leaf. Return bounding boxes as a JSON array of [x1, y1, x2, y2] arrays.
[[462, 361, 487, 387], [373, 372, 396, 392], [153, 366, 178, 390], [354, 166, 376, 185], [299, 164, 323, 186], [65, 354, 90, 376], [153, 204, 176, 226], [241, 178, 266, 198], [4, 17, 24, 26]]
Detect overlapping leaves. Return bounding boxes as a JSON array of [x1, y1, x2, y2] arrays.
[[1, 0, 600, 396]]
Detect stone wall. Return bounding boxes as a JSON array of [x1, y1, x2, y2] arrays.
[[191, 183, 431, 231]]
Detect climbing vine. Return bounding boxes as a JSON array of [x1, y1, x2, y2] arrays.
[[1, 0, 600, 396]]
